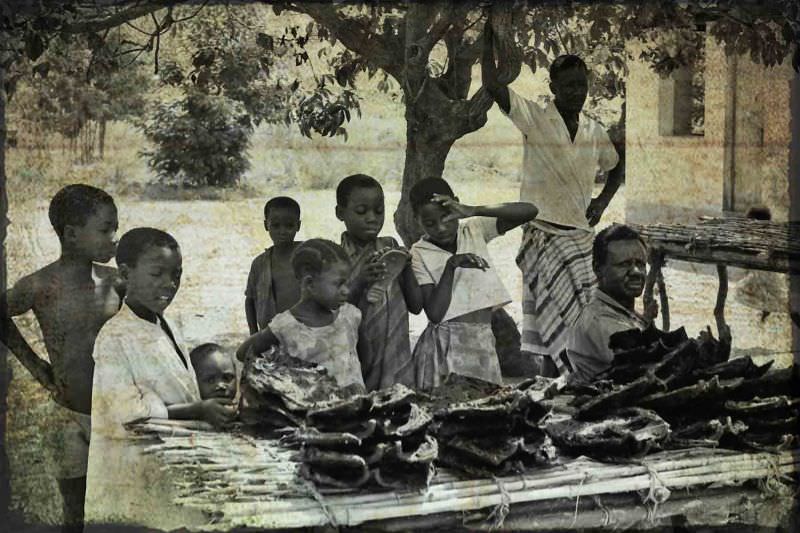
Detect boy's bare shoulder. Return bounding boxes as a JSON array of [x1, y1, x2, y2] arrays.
[[14, 261, 61, 293], [250, 249, 270, 266], [4, 262, 60, 314]]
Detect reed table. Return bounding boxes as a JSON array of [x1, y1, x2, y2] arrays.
[[632, 218, 800, 335], [121, 419, 799, 531]]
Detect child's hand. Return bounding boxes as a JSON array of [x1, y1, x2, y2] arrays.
[[236, 341, 251, 362], [432, 194, 477, 223], [199, 398, 238, 427], [361, 252, 388, 283], [447, 253, 489, 271]]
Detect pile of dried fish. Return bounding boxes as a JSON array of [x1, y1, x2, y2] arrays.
[[545, 325, 798, 460], [284, 384, 437, 490], [239, 352, 344, 430], [429, 377, 556, 478]]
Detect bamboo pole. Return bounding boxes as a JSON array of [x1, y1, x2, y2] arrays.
[[164, 449, 784, 511], [367, 486, 791, 532], [212, 460, 798, 529], [206, 452, 799, 526]]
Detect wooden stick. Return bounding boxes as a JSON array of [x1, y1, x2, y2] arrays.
[[209, 454, 798, 523], [371, 486, 791, 532], [656, 260, 670, 331], [159, 450, 795, 507], [644, 248, 661, 324], [163, 451, 784, 512], [211, 460, 799, 529], [714, 263, 729, 339]]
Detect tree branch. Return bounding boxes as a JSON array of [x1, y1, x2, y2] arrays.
[[417, 4, 455, 57], [62, 1, 180, 34], [286, 2, 401, 80]]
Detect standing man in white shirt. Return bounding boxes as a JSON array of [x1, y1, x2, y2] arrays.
[[482, 20, 624, 376]]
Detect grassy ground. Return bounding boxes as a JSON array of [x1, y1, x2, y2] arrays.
[[4, 84, 793, 526]]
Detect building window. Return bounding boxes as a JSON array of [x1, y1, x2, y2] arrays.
[[658, 29, 705, 137]]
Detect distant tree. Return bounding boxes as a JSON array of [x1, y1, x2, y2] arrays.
[[139, 5, 282, 187], [139, 4, 359, 187], [10, 31, 151, 162]]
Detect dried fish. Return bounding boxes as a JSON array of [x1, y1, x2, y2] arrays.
[[545, 407, 670, 460]]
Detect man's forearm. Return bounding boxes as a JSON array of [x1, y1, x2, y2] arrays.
[[473, 202, 538, 225], [597, 163, 624, 203], [481, 23, 511, 114]]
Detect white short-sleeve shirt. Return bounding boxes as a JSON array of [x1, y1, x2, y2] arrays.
[[504, 89, 619, 231], [410, 217, 512, 322]]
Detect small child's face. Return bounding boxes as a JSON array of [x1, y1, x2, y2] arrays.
[[265, 207, 300, 247], [70, 203, 119, 263], [195, 349, 237, 400], [122, 245, 182, 315], [336, 186, 385, 242], [308, 260, 351, 311], [417, 201, 459, 248]]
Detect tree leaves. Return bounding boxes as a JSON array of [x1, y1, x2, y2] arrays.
[[192, 48, 215, 68], [256, 32, 274, 51], [31, 61, 49, 78], [296, 90, 359, 139], [142, 92, 253, 187], [24, 31, 44, 61]]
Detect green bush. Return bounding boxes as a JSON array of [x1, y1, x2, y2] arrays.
[[142, 91, 253, 187]]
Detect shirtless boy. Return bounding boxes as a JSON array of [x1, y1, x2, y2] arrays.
[[1, 184, 121, 532], [245, 196, 303, 335]]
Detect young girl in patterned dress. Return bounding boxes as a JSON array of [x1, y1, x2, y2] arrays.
[[237, 239, 366, 395]]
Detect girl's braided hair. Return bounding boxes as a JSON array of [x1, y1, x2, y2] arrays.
[[291, 238, 351, 278]]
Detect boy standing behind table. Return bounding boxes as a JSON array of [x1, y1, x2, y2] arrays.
[[87, 228, 236, 528], [245, 196, 303, 335], [335, 174, 423, 391]]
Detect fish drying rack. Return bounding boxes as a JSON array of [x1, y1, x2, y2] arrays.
[[632, 217, 800, 335], [129, 419, 799, 531]]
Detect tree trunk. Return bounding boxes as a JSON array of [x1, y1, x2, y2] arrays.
[[394, 117, 456, 247], [0, 61, 12, 525], [790, 67, 799, 369], [98, 118, 106, 160], [393, 76, 490, 246]]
